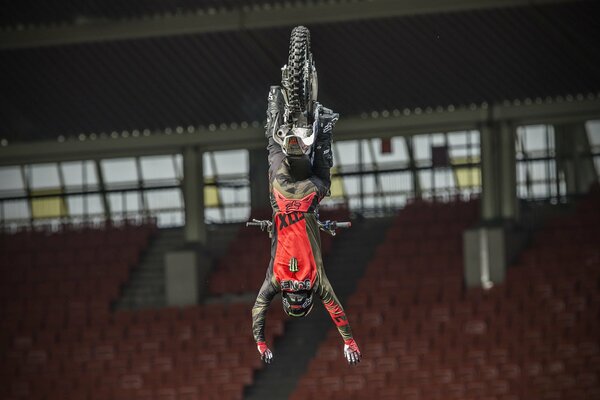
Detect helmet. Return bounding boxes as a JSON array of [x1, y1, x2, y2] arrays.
[[282, 290, 314, 317]]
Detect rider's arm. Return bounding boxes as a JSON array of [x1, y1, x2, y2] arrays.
[[252, 274, 279, 344], [314, 273, 353, 341], [314, 270, 362, 365], [310, 150, 331, 198], [267, 135, 286, 182], [252, 275, 279, 363]]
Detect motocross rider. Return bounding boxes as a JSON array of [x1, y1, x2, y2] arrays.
[[251, 86, 361, 366]]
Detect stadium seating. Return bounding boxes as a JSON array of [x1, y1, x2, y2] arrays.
[[208, 206, 350, 296], [0, 223, 157, 331], [0, 222, 285, 400], [290, 194, 600, 400]]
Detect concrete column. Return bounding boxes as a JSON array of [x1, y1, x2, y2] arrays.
[[465, 122, 519, 288], [555, 123, 578, 196], [554, 122, 597, 196], [499, 122, 518, 221], [405, 136, 422, 199], [183, 146, 206, 245], [572, 123, 597, 194], [479, 122, 518, 222], [480, 123, 499, 221], [249, 147, 270, 211]]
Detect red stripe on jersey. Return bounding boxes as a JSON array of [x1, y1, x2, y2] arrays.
[[273, 211, 316, 290], [273, 189, 316, 214]]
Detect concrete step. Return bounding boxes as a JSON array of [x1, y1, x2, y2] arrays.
[[129, 270, 164, 278], [116, 296, 165, 309], [141, 254, 167, 261], [115, 228, 183, 310], [131, 260, 163, 269], [144, 243, 180, 251], [126, 281, 164, 290], [116, 224, 240, 311]]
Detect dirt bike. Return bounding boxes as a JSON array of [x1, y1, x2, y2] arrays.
[[273, 26, 320, 156], [253, 26, 345, 234]]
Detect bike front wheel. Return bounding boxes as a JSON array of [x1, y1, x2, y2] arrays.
[[286, 26, 315, 119]]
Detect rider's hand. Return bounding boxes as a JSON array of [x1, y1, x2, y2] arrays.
[[257, 341, 273, 364], [343, 339, 361, 365], [314, 102, 339, 142]]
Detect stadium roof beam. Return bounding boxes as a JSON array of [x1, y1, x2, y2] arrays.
[[1, 96, 598, 166], [0, 0, 575, 49]]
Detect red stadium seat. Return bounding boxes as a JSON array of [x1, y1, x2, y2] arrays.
[[5, 195, 600, 400], [289, 197, 600, 399]]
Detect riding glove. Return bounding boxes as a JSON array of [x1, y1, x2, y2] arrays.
[[257, 341, 273, 364], [343, 338, 361, 365]]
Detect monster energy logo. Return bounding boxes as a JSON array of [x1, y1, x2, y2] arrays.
[[281, 279, 311, 291], [289, 257, 299, 272]]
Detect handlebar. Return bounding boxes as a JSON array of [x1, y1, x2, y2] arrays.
[[246, 221, 268, 227], [318, 220, 351, 236], [246, 218, 351, 237], [334, 222, 352, 229], [246, 219, 273, 237], [246, 219, 273, 229]]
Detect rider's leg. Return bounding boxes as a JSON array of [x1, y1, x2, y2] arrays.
[[312, 105, 339, 189], [265, 86, 285, 139]]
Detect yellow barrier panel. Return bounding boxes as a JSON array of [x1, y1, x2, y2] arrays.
[[31, 189, 68, 219]]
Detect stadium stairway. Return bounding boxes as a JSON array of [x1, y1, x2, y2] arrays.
[[115, 224, 240, 310], [114, 228, 183, 309], [244, 216, 393, 400]]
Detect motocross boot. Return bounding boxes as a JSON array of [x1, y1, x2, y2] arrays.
[[313, 103, 339, 169], [265, 86, 285, 139]]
